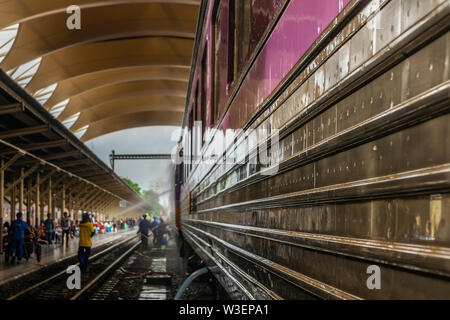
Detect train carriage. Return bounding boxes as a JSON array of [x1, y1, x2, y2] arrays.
[[175, 0, 450, 299]]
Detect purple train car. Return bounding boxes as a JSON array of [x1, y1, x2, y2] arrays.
[[175, 0, 450, 299]]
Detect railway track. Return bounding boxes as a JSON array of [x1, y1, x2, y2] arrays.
[[6, 235, 140, 300]]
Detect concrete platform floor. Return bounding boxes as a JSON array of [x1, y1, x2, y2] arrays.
[[0, 229, 137, 286]]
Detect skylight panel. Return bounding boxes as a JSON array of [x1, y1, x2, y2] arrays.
[[0, 24, 19, 64], [7, 57, 42, 88], [49, 98, 70, 118], [62, 112, 80, 129], [34, 83, 58, 105], [74, 125, 89, 139]]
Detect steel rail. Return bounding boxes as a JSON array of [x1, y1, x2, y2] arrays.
[[6, 234, 138, 300], [70, 240, 141, 300]]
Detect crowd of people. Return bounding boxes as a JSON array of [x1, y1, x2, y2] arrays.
[[2, 212, 138, 267], [2, 212, 170, 272], [137, 214, 170, 249]]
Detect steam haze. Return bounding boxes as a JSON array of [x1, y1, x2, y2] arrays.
[[84, 126, 179, 208]]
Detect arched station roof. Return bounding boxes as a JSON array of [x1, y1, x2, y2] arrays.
[[0, 0, 199, 141]]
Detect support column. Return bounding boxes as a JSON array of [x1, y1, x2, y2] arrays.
[[48, 176, 53, 220], [40, 201, 45, 223], [35, 172, 40, 226], [73, 193, 80, 214], [0, 159, 4, 222], [52, 193, 56, 221], [61, 183, 66, 214], [11, 179, 16, 222], [0, 160, 3, 253], [68, 192, 73, 220], [19, 167, 24, 214], [26, 177, 32, 224]]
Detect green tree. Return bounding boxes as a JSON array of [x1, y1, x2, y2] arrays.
[[121, 177, 166, 217], [122, 177, 142, 195], [142, 190, 166, 216]]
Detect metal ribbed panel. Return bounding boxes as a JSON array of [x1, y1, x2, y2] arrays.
[[181, 0, 450, 299]]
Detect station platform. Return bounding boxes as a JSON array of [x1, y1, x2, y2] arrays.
[[0, 229, 137, 286]]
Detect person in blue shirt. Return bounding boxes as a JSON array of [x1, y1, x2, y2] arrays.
[[10, 212, 30, 264], [137, 214, 152, 249], [154, 218, 168, 247], [150, 217, 159, 246]]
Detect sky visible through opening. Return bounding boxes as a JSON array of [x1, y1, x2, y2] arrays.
[[85, 126, 179, 210]]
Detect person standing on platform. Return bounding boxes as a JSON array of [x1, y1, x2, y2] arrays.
[[3, 221, 13, 264], [44, 214, 54, 245], [39, 222, 45, 239], [78, 212, 95, 272], [71, 220, 79, 238], [154, 218, 168, 247], [10, 212, 30, 264], [61, 212, 71, 247], [151, 216, 159, 246], [137, 214, 152, 249], [54, 219, 61, 244]]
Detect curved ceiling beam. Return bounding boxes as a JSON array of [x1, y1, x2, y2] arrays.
[[1, 3, 198, 70], [57, 80, 187, 120], [0, 0, 200, 28], [26, 37, 194, 92], [81, 111, 183, 142], [45, 66, 190, 107], [71, 96, 186, 131]]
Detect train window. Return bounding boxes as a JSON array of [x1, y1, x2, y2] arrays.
[[249, 1, 283, 52], [233, 0, 251, 81], [213, 4, 222, 125], [201, 49, 207, 145], [179, 150, 184, 185], [187, 192, 191, 214], [231, 0, 282, 81], [188, 109, 194, 173], [194, 83, 202, 160]]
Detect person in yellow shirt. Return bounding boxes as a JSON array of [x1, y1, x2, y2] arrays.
[[78, 212, 95, 272]]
